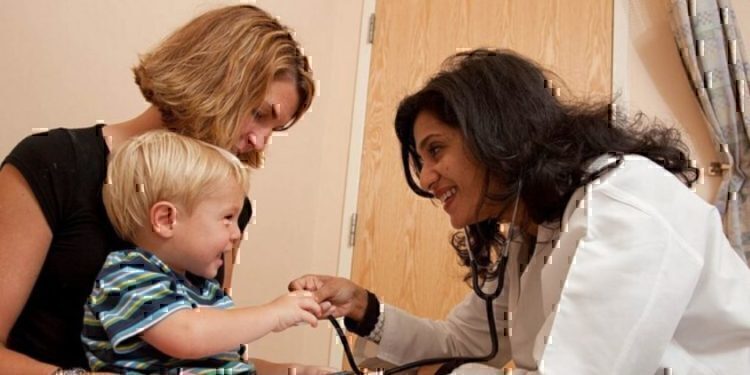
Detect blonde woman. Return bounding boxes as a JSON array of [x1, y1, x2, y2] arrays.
[[0, 5, 320, 374]]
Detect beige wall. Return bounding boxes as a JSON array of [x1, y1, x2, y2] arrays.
[[241, 0, 363, 365], [737, 1, 750, 60], [625, 0, 749, 201], [0, 0, 363, 367]]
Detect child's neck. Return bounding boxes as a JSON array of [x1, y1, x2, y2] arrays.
[[132, 232, 186, 276]]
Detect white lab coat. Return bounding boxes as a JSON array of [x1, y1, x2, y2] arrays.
[[373, 155, 750, 374]]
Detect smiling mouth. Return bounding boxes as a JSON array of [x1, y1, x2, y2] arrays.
[[439, 188, 457, 209]]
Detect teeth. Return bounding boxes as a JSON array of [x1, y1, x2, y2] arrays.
[[439, 188, 456, 203]]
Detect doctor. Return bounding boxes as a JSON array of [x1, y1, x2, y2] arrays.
[[291, 49, 750, 374]]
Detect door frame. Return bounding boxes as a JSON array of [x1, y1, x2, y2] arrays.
[[329, 0, 376, 368]]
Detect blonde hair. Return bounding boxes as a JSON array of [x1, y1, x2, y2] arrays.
[[103, 130, 250, 242], [133, 5, 315, 168]]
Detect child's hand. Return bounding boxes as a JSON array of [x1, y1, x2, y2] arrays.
[[267, 291, 322, 331]]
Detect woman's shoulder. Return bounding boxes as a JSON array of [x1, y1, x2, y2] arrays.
[[2, 124, 109, 229], [581, 154, 719, 254], [4, 124, 107, 170], [587, 154, 702, 203]]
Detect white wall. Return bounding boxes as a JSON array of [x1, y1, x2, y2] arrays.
[[0, 0, 363, 367]]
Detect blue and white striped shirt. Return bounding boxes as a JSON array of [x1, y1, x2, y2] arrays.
[[82, 248, 253, 374]]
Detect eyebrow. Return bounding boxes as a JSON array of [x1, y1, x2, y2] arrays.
[[224, 203, 242, 213], [417, 134, 440, 153]]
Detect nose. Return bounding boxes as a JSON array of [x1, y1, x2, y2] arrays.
[[418, 162, 439, 193], [249, 128, 273, 151], [230, 222, 242, 241]]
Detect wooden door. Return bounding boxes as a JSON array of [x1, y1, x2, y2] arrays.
[[351, 0, 613, 321]]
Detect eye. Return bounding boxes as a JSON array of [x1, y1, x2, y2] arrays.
[[428, 144, 443, 158], [252, 110, 267, 121]]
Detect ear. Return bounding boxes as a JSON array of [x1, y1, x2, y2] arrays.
[[150, 201, 178, 239]]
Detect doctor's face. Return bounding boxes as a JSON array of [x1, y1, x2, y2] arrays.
[[414, 111, 504, 228]]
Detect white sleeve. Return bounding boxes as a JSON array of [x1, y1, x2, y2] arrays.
[[375, 278, 512, 368], [532, 185, 703, 374]]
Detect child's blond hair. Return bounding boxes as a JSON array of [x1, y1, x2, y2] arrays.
[[103, 130, 250, 242]]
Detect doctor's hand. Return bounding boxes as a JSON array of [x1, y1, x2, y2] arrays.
[[288, 274, 368, 322]]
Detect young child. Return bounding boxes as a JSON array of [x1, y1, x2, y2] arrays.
[[82, 130, 328, 374]]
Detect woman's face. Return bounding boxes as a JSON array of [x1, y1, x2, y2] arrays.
[[413, 111, 503, 228], [233, 77, 300, 154]]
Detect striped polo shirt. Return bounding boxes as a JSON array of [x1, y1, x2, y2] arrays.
[[82, 248, 254, 374]]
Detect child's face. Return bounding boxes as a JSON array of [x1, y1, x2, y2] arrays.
[[170, 181, 246, 279]]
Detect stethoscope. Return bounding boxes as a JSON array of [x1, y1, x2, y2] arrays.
[[328, 153, 624, 375], [329, 180, 523, 375]]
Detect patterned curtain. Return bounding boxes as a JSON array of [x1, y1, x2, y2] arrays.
[[670, 0, 750, 264]]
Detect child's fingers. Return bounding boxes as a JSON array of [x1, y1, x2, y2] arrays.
[[298, 297, 323, 317], [302, 310, 318, 328]]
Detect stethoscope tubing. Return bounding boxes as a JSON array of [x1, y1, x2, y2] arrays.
[[328, 272, 503, 375]]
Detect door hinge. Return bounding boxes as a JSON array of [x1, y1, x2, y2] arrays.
[[348, 213, 358, 247], [367, 13, 376, 44]]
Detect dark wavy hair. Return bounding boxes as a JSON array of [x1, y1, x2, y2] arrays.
[[394, 49, 699, 282]]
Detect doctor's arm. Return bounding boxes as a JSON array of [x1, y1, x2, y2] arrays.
[[289, 275, 512, 368]]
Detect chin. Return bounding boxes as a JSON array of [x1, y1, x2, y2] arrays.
[[232, 141, 247, 153], [451, 215, 487, 229], [193, 269, 217, 280], [450, 217, 468, 229]]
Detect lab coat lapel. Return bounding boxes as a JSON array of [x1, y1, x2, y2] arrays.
[[510, 185, 588, 369]]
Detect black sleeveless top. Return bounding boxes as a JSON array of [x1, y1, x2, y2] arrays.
[[2, 125, 251, 368]]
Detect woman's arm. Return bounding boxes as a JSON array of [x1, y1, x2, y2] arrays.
[[140, 292, 322, 360], [0, 165, 59, 374], [375, 286, 510, 367]]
